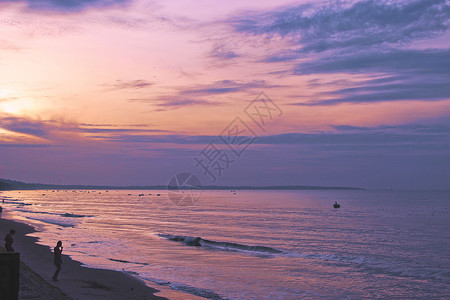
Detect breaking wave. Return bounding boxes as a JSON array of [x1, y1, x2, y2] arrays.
[[158, 234, 284, 255]]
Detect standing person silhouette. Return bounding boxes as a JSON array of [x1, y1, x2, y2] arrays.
[[52, 241, 63, 281], [4, 229, 15, 252]]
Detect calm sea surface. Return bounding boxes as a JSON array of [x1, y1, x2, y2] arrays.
[[1, 189, 449, 299]]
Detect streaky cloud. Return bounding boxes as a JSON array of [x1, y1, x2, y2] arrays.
[[291, 49, 450, 105], [0, 115, 50, 137], [85, 121, 449, 156], [155, 98, 212, 108], [180, 80, 280, 96], [101, 79, 153, 91], [209, 44, 240, 60], [228, 1, 450, 105], [0, 0, 131, 12], [294, 49, 450, 75], [0, 115, 168, 143], [331, 122, 450, 135], [88, 134, 217, 144], [127, 79, 280, 111], [231, 0, 449, 53], [128, 97, 215, 111], [0, 143, 54, 148]]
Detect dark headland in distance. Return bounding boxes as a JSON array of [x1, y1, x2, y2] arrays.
[[0, 178, 365, 191]]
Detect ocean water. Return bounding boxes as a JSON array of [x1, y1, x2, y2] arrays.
[[1, 189, 449, 299]]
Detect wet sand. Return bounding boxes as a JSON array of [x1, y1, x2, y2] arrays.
[[0, 213, 168, 300]]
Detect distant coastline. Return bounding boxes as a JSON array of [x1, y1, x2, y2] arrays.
[[0, 178, 365, 191]]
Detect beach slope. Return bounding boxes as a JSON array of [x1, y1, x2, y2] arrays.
[[0, 215, 167, 300]]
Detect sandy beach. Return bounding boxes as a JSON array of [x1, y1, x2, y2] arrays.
[[0, 212, 168, 300]]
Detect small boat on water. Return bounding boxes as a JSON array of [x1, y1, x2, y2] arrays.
[[333, 201, 340, 208]]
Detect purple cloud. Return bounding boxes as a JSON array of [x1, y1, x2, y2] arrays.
[[228, 1, 450, 105], [0, 115, 168, 143], [0, 0, 131, 12], [231, 0, 449, 53], [101, 80, 153, 91], [179, 80, 279, 96], [127, 80, 280, 110], [0, 116, 51, 137], [209, 44, 240, 60]]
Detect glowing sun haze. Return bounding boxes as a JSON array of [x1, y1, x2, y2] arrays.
[[0, 0, 449, 189]]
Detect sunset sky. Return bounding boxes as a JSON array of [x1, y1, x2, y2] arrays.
[[0, 0, 449, 189]]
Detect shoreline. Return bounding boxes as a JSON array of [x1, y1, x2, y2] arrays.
[[0, 212, 168, 300]]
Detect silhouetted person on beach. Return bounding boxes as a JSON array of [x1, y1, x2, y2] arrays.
[[4, 229, 15, 252], [52, 241, 63, 281]]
